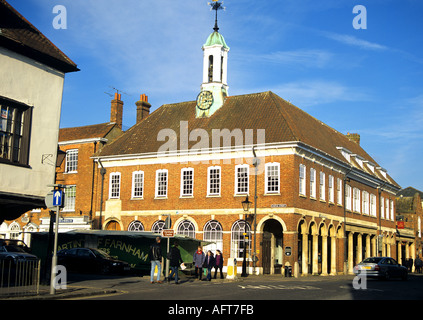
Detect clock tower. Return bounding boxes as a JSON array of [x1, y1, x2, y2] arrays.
[[196, 1, 229, 118]]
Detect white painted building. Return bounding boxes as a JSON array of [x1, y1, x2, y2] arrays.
[[0, 0, 79, 225]]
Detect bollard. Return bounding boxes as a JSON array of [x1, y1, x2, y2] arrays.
[[226, 258, 238, 280]]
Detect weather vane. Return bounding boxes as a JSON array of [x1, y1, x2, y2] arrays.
[[208, 0, 226, 32]]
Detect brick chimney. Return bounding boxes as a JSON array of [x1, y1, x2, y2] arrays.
[[347, 132, 360, 145], [136, 94, 151, 123], [110, 92, 123, 129]]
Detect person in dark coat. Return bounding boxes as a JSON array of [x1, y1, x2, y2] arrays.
[[168, 241, 184, 284], [149, 237, 162, 283], [203, 250, 215, 281], [193, 246, 205, 280], [213, 250, 224, 279]]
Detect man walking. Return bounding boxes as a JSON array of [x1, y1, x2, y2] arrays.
[[168, 241, 184, 284], [149, 237, 162, 283]]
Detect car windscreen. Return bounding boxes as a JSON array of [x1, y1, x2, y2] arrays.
[[362, 257, 382, 264], [92, 249, 111, 259], [4, 245, 27, 253]]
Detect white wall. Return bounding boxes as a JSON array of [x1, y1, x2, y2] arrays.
[[0, 47, 65, 199]]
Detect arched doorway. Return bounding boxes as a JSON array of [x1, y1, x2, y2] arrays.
[[262, 219, 283, 274], [105, 220, 121, 231]]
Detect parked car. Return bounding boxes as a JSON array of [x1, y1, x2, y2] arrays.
[[57, 248, 130, 275], [0, 239, 39, 264], [353, 257, 408, 280]]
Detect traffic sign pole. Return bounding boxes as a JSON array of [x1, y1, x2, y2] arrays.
[[50, 201, 60, 295], [47, 184, 64, 295]]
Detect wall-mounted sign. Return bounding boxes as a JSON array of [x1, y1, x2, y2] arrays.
[[271, 204, 287, 208], [285, 246, 292, 256]]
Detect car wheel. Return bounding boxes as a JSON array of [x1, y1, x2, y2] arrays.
[[401, 272, 408, 281], [101, 264, 110, 274]]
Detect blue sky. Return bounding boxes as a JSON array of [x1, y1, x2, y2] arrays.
[[7, 0, 423, 191]]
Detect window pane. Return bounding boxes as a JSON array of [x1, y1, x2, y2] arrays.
[[203, 220, 223, 252], [63, 185, 76, 211], [0, 103, 28, 164], [266, 164, 279, 193], [132, 171, 144, 198], [181, 169, 194, 196], [65, 149, 78, 172], [156, 170, 168, 197], [176, 220, 195, 238], [231, 220, 251, 260], [152, 220, 165, 234], [128, 220, 144, 231], [110, 173, 121, 199], [236, 165, 249, 194], [208, 167, 221, 195]]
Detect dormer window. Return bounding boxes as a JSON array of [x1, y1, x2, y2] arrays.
[[364, 161, 375, 173], [352, 154, 364, 168], [377, 167, 387, 179], [337, 147, 352, 163]]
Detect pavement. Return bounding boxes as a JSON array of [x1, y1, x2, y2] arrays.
[[0, 272, 357, 300]]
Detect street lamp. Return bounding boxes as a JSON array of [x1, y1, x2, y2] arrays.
[[241, 196, 251, 277], [242, 196, 252, 213]]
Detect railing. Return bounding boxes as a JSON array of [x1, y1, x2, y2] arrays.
[[0, 259, 41, 298]]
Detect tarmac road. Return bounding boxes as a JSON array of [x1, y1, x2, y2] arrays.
[[64, 271, 423, 301]]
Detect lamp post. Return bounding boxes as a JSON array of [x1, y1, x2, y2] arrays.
[[241, 196, 252, 277], [252, 147, 260, 275]]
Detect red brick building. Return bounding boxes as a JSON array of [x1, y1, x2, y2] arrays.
[[1, 94, 123, 242], [89, 22, 402, 276], [4, 8, 409, 277], [396, 187, 423, 269]]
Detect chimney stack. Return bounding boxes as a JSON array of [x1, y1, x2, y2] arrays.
[[136, 94, 151, 123], [110, 92, 123, 129], [347, 132, 360, 145]]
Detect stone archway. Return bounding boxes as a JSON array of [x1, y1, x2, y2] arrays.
[[261, 219, 284, 275], [104, 219, 121, 231]]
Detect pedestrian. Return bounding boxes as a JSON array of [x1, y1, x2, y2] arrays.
[[168, 241, 184, 284], [408, 258, 414, 272], [149, 236, 162, 284], [214, 250, 224, 279], [415, 256, 422, 274], [193, 246, 205, 280], [204, 250, 215, 281]]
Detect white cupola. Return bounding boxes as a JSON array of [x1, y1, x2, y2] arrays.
[[196, 0, 229, 118]]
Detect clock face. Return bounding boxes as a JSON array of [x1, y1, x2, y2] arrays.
[[196, 90, 213, 110]]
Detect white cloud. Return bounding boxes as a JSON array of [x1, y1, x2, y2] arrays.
[[239, 49, 334, 69], [235, 80, 371, 108], [324, 32, 388, 51]]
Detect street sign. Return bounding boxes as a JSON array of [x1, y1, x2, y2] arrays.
[[162, 229, 174, 238], [53, 190, 63, 207], [45, 191, 55, 209], [164, 216, 172, 229]]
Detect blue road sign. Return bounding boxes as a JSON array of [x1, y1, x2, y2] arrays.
[[53, 190, 63, 207]]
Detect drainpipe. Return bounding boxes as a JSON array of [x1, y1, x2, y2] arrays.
[[343, 166, 352, 274], [377, 182, 387, 257], [98, 159, 106, 230], [252, 146, 260, 275], [89, 141, 98, 224]]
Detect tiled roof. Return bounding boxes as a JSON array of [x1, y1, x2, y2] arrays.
[[59, 122, 118, 142], [397, 187, 423, 198], [0, 0, 78, 73], [96, 91, 399, 187]]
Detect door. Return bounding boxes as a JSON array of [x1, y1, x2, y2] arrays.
[[262, 232, 272, 274]]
